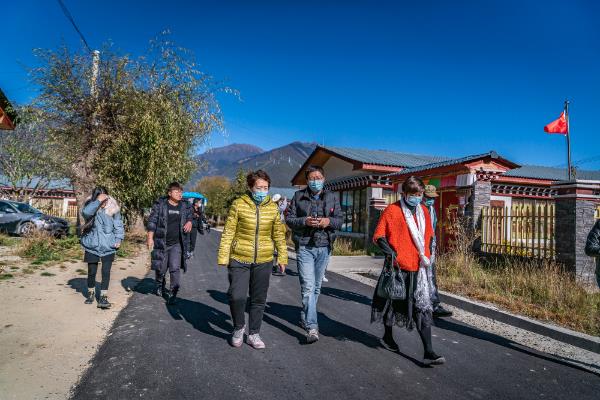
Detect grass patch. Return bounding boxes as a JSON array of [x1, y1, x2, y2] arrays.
[[18, 232, 82, 266], [0, 273, 14, 280], [436, 218, 600, 336], [332, 238, 367, 256], [76, 268, 87, 275], [0, 233, 18, 247], [40, 271, 55, 277]]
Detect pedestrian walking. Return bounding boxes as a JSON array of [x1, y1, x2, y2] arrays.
[[423, 185, 453, 318], [147, 182, 193, 305], [271, 193, 288, 276], [286, 165, 343, 343], [188, 198, 205, 258], [217, 170, 288, 349], [585, 219, 600, 288], [371, 176, 445, 365], [80, 187, 125, 309]]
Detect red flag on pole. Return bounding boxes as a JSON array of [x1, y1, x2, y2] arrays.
[[544, 111, 568, 134]]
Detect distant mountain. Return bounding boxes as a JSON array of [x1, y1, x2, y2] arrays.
[[195, 144, 264, 176], [189, 141, 316, 187]]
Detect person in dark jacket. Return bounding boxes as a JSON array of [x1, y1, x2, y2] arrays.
[[423, 185, 453, 318], [286, 165, 343, 343], [585, 219, 600, 288], [187, 198, 205, 258], [80, 186, 125, 309], [147, 182, 193, 304]]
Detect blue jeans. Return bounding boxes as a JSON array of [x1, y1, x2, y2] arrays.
[[297, 245, 331, 330]]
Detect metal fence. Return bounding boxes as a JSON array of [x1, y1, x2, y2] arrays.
[[480, 204, 555, 259]]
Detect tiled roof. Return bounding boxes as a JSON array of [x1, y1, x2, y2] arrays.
[[387, 151, 514, 176], [323, 146, 451, 168], [0, 175, 73, 191], [504, 165, 600, 181]]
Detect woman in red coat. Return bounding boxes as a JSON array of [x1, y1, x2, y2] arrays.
[[371, 176, 445, 365]]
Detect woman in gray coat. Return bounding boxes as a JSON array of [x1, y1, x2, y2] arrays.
[[81, 187, 125, 309]]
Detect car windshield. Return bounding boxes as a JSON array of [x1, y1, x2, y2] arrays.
[[12, 203, 42, 214]]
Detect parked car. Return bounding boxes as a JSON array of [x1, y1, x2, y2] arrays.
[[0, 200, 69, 237]]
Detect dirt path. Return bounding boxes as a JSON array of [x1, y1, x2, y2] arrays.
[[0, 249, 149, 400]]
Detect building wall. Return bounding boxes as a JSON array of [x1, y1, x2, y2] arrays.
[[322, 157, 356, 180]]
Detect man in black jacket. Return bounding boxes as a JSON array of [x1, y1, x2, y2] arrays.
[[585, 219, 600, 288], [286, 165, 343, 343], [147, 182, 193, 304]]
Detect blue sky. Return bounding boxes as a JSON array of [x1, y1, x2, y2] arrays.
[[2, 0, 600, 169]]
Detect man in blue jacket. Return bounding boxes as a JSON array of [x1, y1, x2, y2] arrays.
[[286, 165, 343, 343], [147, 182, 193, 304]]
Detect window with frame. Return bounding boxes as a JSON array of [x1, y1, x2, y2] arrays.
[[340, 188, 367, 233]]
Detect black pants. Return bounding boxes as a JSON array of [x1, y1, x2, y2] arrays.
[[384, 310, 433, 354], [85, 252, 115, 291], [189, 226, 198, 253], [227, 260, 271, 334], [155, 244, 182, 292]]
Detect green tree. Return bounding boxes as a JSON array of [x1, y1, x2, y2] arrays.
[[226, 168, 249, 209], [193, 176, 231, 219], [30, 32, 232, 224], [0, 107, 65, 201]]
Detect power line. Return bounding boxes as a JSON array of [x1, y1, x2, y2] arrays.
[[554, 154, 600, 168], [56, 0, 92, 53]]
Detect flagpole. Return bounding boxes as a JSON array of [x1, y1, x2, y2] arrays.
[[565, 99, 572, 180]]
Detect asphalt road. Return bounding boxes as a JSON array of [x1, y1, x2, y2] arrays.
[[72, 232, 600, 400]]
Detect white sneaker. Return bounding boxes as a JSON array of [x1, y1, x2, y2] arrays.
[[307, 328, 319, 344], [322, 276, 329, 283], [247, 333, 266, 349], [231, 326, 245, 348]]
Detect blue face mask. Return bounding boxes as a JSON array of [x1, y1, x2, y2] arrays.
[[308, 180, 324, 192], [424, 198, 435, 207], [252, 191, 268, 203], [405, 195, 423, 207]]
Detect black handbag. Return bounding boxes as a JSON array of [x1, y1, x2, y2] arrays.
[[376, 254, 406, 300]]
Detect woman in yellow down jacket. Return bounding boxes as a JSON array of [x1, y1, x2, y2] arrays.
[[217, 170, 288, 349]]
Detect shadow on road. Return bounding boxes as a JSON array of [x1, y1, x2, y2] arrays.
[[67, 277, 88, 298], [121, 277, 155, 294], [207, 289, 382, 350], [166, 299, 232, 341], [436, 318, 600, 377], [123, 277, 233, 340], [320, 286, 372, 306]]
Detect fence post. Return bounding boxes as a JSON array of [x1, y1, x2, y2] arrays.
[[552, 180, 600, 285]]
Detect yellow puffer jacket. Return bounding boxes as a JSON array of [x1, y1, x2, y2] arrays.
[[217, 194, 288, 266]]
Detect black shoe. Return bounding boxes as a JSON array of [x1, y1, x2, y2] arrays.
[[97, 295, 111, 309], [272, 266, 285, 276], [433, 305, 453, 318], [85, 290, 95, 304], [380, 335, 399, 352], [155, 286, 163, 297], [167, 290, 178, 305], [424, 351, 446, 365]]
